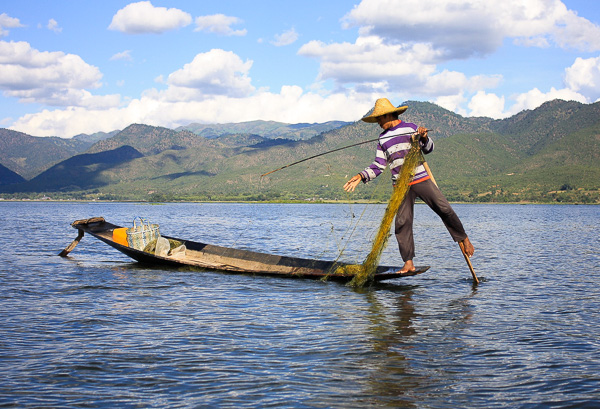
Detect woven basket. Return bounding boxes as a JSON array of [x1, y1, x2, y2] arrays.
[[126, 217, 160, 250]]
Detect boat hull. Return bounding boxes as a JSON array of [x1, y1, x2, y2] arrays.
[[67, 217, 429, 282]]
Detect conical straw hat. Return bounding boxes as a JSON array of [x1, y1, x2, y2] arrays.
[[361, 98, 408, 123]]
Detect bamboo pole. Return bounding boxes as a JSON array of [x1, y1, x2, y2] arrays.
[[422, 161, 437, 187], [261, 130, 433, 178], [59, 230, 84, 257], [459, 240, 480, 284]]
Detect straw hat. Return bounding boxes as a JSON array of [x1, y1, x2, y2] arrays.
[[361, 98, 408, 123]]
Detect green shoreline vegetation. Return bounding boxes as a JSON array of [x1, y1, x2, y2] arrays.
[[1, 186, 598, 205]]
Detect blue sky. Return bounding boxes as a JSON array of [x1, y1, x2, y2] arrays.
[[1, 0, 599, 138]]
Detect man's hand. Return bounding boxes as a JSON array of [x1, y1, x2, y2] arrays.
[[417, 126, 428, 142], [343, 174, 362, 192], [411, 126, 428, 143]]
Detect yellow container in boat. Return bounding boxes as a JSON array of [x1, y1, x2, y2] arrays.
[[112, 227, 129, 247]]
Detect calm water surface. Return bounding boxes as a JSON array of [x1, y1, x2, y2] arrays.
[[0, 202, 599, 408]]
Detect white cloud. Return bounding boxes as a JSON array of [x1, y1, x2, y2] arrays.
[[0, 13, 23, 37], [47, 19, 62, 33], [166, 49, 254, 98], [434, 94, 467, 116], [194, 14, 246, 36], [0, 40, 120, 108], [552, 5, 600, 52], [298, 35, 497, 97], [299, 36, 434, 86], [564, 56, 600, 101], [7, 88, 120, 108], [463, 85, 589, 119], [8, 47, 377, 137], [508, 87, 587, 115], [110, 50, 132, 61], [467, 91, 507, 118], [343, 0, 600, 60], [271, 28, 298, 47], [294, 0, 600, 119], [9, 88, 375, 138], [108, 1, 192, 34]]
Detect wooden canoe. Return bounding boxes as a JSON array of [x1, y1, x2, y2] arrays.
[[60, 217, 429, 283]]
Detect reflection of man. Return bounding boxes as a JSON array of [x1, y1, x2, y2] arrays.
[[344, 98, 474, 273]]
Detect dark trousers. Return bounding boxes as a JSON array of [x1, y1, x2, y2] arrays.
[[395, 179, 467, 262]]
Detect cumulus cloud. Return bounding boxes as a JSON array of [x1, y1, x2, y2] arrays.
[[108, 1, 192, 34], [298, 35, 497, 96], [564, 56, 600, 101], [294, 0, 600, 119], [271, 28, 298, 46], [0, 40, 119, 107], [194, 14, 246, 36], [166, 49, 255, 98], [0, 13, 23, 37], [434, 94, 467, 116], [466, 56, 598, 118], [343, 0, 600, 60], [9, 87, 375, 138], [507, 87, 587, 115], [467, 91, 507, 118], [8, 47, 376, 137], [299, 36, 434, 85]]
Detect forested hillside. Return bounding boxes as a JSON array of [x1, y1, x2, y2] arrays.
[[1, 99, 598, 204]]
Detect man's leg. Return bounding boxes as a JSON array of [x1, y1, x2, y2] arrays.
[[412, 179, 474, 256], [395, 187, 417, 270]]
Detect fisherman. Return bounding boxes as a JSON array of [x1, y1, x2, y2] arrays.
[[343, 98, 474, 274]]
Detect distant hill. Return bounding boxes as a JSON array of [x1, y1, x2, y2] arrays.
[[176, 120, 349, 140], [86, 124, 198, 156], [397, 100, 493, 138], [0, 120, 347, 181], [487, 99, 600, 155], [72, 130, 121, 144], [1, 100, 598, 203], [0, 163, 25, 185], [6, 145, 143, 192], [0, 128, 93, 179], [423, 99, 600, 202]]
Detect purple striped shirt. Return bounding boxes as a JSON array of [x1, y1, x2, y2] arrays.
[[360, 122, 434, 185]]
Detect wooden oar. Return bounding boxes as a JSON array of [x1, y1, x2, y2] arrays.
[[59, 230, 84, 257], [59, 217, 106, 257], [423, 160, 479, 284]]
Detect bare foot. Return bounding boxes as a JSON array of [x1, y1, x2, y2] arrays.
[[460, 237, 475, 257], [398, 260, 416, 273]]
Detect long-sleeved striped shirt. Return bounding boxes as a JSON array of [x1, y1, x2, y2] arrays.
[[359, 121, 434, 185]]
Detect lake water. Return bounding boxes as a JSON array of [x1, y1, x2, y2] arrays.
[[0, 202, 599, 408]]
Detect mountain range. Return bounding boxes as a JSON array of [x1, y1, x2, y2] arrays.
[[1, 100, 598, 204]]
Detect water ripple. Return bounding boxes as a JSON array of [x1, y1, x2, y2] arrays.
[[0, 202, 599, 408]]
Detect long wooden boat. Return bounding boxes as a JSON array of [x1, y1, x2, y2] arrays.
[[60, 217, 429, 283]]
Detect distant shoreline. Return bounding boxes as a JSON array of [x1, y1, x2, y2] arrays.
[[0, 198, 597, 205]]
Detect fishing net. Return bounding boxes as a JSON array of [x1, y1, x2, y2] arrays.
[[339, 138, 423, 288]]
